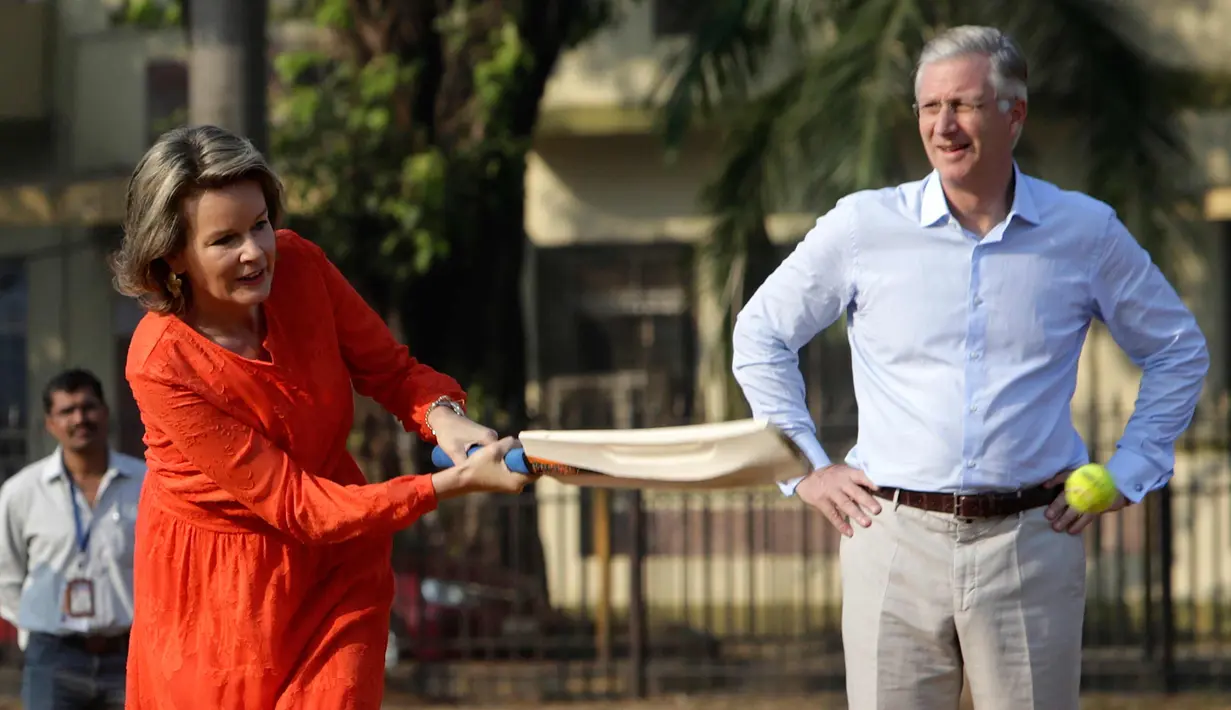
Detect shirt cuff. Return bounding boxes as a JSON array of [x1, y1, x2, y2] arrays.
[[1106, 447, 1172, 504], [778, 432, 831, 497]]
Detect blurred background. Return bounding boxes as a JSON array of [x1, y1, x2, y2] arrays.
[[0, 0, 1229, 706]]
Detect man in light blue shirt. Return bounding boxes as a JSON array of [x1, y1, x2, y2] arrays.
[[732, 26, 1208, 710], [0, 370, 145, 710]]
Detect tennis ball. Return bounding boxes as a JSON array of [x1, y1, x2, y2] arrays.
[[1064, 463, 1118, 514]]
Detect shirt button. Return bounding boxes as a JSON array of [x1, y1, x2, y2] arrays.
[[1135, 484, 1143, 492], [968, 351, 981, 360], [974, 297, 983, 306], [967, 460, 976, 468], [969, 404, 979, 412]]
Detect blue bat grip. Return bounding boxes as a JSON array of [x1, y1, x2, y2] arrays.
[[430, 445, 530, 474]]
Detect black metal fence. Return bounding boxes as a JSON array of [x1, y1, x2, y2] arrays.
[[383, 403, 1230, 703]]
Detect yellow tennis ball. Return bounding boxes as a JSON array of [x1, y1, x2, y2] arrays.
[[1064, 463, 1118, 514]]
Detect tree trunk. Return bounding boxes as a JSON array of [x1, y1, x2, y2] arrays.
[[187, 0, 268, 151]]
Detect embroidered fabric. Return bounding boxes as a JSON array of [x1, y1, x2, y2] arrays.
[[123, 230, 465, 708]]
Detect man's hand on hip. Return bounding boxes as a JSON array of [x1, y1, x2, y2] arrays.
[[1042, 470, 1129, 534], [797, 464, 882, 537]]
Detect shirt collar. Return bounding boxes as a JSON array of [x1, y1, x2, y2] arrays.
[[919, 162, 1041, 228], [41, 447, 130, 483]]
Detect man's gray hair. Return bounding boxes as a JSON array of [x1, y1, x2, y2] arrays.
[[914, 26, 1029, 108]]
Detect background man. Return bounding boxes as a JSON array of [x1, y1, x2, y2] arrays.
[[0, 369, 146, 710]]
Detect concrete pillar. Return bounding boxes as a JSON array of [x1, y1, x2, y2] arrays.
[[188, 0, 269, 152], [693, 251, 732, 423], [24, 231, 115, 459]]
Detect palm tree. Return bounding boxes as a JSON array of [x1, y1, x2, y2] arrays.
[[657, 0, 1215, 420]]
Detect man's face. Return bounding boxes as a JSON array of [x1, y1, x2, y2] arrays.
[[916, 53, 1025, 189], [45, 389, 109, 454]]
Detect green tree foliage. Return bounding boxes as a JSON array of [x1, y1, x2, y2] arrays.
[[108, 0, 182, 28]]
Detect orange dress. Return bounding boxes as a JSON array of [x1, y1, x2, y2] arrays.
[[123, 229, 465, 709]]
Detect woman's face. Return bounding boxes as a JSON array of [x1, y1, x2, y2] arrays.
[[168, 179, 276, 320]]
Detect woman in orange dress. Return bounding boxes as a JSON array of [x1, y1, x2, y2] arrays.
[[109, 125, 532, 709]]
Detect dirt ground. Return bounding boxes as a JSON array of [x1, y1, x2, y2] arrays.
[[389, 694, 1231, 709], [0, 692, 1223, 709]]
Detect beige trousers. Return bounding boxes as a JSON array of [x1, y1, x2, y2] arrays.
[[839, 496, 1086, 710]]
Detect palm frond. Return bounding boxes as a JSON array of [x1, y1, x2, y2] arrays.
[[653, 0, 815, 147], [1164, 67, 1231, 111], [666, 0, 1217, 292], [697, 74, 805, 301], [978, 0, 1201, 265], [779, 0, 924, 204]]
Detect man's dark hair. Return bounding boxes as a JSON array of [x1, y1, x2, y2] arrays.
[[42, 369, 106, 414]]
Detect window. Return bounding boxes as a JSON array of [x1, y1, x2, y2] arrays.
[[0, 261, 28, 482], [533, 243, 695, 383], [146, 59, 188, 144], [531, 244, 697, 556]]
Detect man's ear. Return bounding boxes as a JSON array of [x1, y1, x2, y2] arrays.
[[1010, 99, 1027, 135]]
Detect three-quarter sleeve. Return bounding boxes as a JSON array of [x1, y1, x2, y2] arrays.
[[291, 233, 467, 441], [129, 370, 439, 545]]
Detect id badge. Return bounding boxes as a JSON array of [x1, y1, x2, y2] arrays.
[[64, 578, 95, 619]]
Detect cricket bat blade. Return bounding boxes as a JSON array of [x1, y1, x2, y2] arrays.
[[520, 418, 809, 490]]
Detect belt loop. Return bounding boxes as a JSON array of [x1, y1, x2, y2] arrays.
[[953, 490, 961, 518], [892, 488, 901, 511]]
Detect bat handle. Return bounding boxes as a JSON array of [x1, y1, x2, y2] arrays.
[[430, 444, 531, 475]]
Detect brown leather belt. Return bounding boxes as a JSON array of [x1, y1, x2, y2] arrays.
[[872, 485, 1061, 518], [59, 632, 129, 655]]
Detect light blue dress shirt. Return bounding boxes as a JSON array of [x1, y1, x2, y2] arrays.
[[733, 166, 1209, 503], [0, 448, 145, 639]]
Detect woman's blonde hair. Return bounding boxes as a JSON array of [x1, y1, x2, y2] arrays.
[[110, 124, 286, 315]]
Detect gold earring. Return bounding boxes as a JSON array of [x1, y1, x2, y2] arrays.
[[167, 272, 182, 298]]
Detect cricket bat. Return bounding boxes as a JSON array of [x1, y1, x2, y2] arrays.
[[429, 418, 811, 491]]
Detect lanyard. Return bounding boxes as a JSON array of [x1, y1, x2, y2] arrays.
[[64, 470, 91, 558]]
